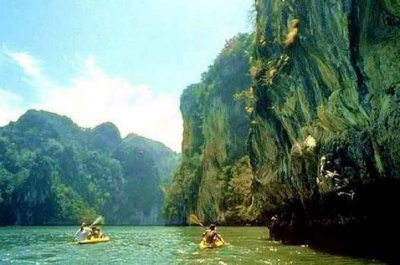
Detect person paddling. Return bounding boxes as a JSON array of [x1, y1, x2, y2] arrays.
[[74, 222, 92, 241], [90, 225, 104, 239], [202, 224, 222, 247]]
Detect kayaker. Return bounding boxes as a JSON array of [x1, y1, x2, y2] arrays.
[[202, 224, 222, 246], [74, 223, 92, 241], [91, 225, 104, 238]]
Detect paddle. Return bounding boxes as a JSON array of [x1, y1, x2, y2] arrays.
[[190, 214, 227, 246], [89, 216, 104, 228], [189, 214, 204, 228], [73, 216, 104, 241]]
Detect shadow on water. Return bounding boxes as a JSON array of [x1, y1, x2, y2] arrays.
[[307, 179, 400, 265]]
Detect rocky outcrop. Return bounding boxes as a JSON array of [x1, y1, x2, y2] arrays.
[[248, 0, 400, 261], [166, 0, 400, 261], [164, 34, 254, 225]]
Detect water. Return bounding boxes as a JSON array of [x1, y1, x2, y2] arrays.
[[0, 226, 384, 264]]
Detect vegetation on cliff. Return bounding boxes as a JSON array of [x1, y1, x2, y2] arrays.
[[164, 33, 254, 224], [165, 0, 400, 261], [249, 0, 400, 258], [0, 110, 179, 225]]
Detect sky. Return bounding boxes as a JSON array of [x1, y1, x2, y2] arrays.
[[0, 0, 252, 152]]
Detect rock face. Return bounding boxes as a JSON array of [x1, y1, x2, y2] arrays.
[[164, 34, 254, 225], [249, 0, 400, 260], [166, 0, 400, 261]]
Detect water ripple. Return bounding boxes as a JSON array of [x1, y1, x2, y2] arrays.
[[0, 226, 385, 265]]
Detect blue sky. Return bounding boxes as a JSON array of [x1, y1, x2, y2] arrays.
[[0, 0, 252, 151]]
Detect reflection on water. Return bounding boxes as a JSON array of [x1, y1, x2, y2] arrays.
[[0, 226, 384, 264]]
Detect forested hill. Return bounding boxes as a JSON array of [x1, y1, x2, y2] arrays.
[[0, 109, 180, 225], [164, 0, 400, 262]]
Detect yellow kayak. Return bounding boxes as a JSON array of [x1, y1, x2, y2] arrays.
[[199, 237, 225, 249], [78, 236, 110, 244]]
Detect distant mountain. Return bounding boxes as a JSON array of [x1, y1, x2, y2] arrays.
[[122, 134, 180, 185], [0, 109, 179, 225]]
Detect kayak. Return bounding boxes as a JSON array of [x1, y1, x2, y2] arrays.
[[78, 236, 110, 244], [199, 237, 225, 249]]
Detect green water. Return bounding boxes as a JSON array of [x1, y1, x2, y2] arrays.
[[0, 226, 384, 264]]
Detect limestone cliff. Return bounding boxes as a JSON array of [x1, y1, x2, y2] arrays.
[[164, 34, 254, 224], [249, 0, 400, 260], [165, 1, 400, 261]]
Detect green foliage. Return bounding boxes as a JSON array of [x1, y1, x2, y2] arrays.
[[242, 0, 400, 252], [0, 110, 179, 225], [164, 33, 254, 224], [224, 156, 255, 223], [121, 134, 180, 185], [163, 154, 202, 224], [167, 2, 400, 246]]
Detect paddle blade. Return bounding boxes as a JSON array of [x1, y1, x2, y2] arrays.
[[189, 214, 203, 226], [91, 216, 104, 226]]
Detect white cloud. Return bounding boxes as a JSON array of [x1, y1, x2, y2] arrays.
[[0, 89, 25, 126], [6, 51, 42, 77], [3, 51, 182, 152]]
